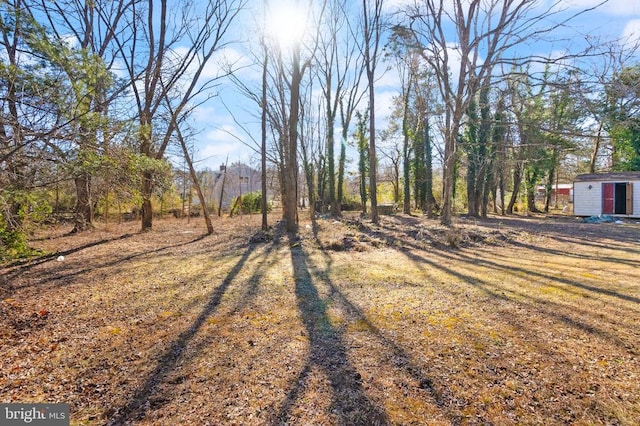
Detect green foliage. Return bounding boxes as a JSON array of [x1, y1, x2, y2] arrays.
[[239, 191, 271, 214], [340, 194, 363, 212], [377, 182, 397, 205], [133, 155, 174, 196], [354, 110, 370, 209], [0, 225, 33, 261], [610, 123, 640, 171], [0, 191, 49, 261], [607, 65, 640, 171]]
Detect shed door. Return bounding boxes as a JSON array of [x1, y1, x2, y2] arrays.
[[602, 183, 614, 214], [627, 182, 634, 215]]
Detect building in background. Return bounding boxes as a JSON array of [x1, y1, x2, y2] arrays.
[[535, 183, 574, 205], [212, 162, 262, 211]]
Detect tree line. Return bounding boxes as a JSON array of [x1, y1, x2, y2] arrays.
[[2, 0, 639, 258]]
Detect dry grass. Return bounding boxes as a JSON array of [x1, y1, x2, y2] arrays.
[[1, 213, 639, 425]]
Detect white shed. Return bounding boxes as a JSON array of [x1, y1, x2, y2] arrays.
[[573, 172, 640, 218]]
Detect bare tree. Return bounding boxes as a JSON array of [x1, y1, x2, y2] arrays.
[[314, 0, 366, 217], [577, 38, 640, 173], [165, 99, 214, 234], [260, 37, 269, 231], [112, 0, 245, 232], [386, 27, 417, 214], [360, 0, 385, 224], [404, 0, 605, 225]]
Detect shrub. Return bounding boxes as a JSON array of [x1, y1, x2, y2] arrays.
[[233, 191, 272, 215], [0, 225, 34, 261]]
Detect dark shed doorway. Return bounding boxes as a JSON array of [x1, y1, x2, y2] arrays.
[[602, 182, 633, 214]]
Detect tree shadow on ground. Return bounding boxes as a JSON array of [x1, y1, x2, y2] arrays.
[[406, 247, 637, 353], [2, 232, 136, 272], [351, 216, 640, 305], [5, 234, 209, 292], [474, 215, 640, 247], [274, 236, 389, 425], [336, 216, 638, 354], [310, 242, 466, 422], [105, 242, 258, 425]]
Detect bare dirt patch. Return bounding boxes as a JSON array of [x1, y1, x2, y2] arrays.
[[2, 213, 639, 425]]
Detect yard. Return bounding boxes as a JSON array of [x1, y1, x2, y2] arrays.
[[1, 213, 639, 425]]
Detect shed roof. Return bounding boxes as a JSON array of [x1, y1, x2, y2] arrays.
[[574, 172, 640, 182]]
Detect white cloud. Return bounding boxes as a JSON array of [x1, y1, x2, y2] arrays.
[[376, 66, 403, 89], [374, 90, 397, 125], [622, 19, 640, 45], [560, 0, 640, 16], [194, 125, 254, 170], [61, 33, 80, 49]]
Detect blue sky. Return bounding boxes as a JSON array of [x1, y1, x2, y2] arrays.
[[184, 0, 640, 172]]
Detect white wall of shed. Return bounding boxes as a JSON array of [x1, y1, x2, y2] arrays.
[[573, 182, 601, 216], [573, 180, 640, 217]]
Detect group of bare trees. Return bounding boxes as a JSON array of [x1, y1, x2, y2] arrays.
[[1, 0, 244, 246], [3, 0, 639, 256], [242, 0, 639, 230]]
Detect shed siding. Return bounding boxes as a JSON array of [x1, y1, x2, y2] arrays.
[[573, 180, 640, 217], [573, 182, 601, 216]]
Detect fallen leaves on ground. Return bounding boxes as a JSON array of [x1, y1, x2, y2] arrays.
[[1, 213, 639, 425]]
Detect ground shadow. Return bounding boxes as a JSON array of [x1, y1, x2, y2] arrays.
[[310, 244, 465, 422], [275, 237, 389, 425], [105, 242, 257, 425], [2, 232, 136, 273], [6, 234, 209, 292], [474, 215, 640, 246]]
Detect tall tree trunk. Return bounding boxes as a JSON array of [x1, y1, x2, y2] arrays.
[[424, 121, 435, 218], [327, 101, 337, 217], [72, 172, 94, 233], [481, 167, 492, 218], [590, 123, 603, 173], [499, 168, 506, 216], [441, 132, 457, 226], [402, 77, 413, 214], [261, 42, 269, 231], [544, 167, 554, 213], [368, 83, 378, 223], [403, 134, 411, 214], [284, 44, 301, 233], [525, 167, 540, 213], [301, 139, 316, 222], [356, 112, 368, 214], [141, 172, 154, 231], [362, 0, 381, 224], [336, 133, 346, 216], [178, 129, 213, 234], [140, 114, 154, 232], [507, 164, 522, 215], [414, 121, 427, 212]]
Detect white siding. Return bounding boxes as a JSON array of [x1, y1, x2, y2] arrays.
[[574, 180, 640, 217], [573, 182, 601, 216], [634, 182, 640, 217]]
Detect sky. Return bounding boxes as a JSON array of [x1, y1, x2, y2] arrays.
[[182, 0, 640, 172]]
